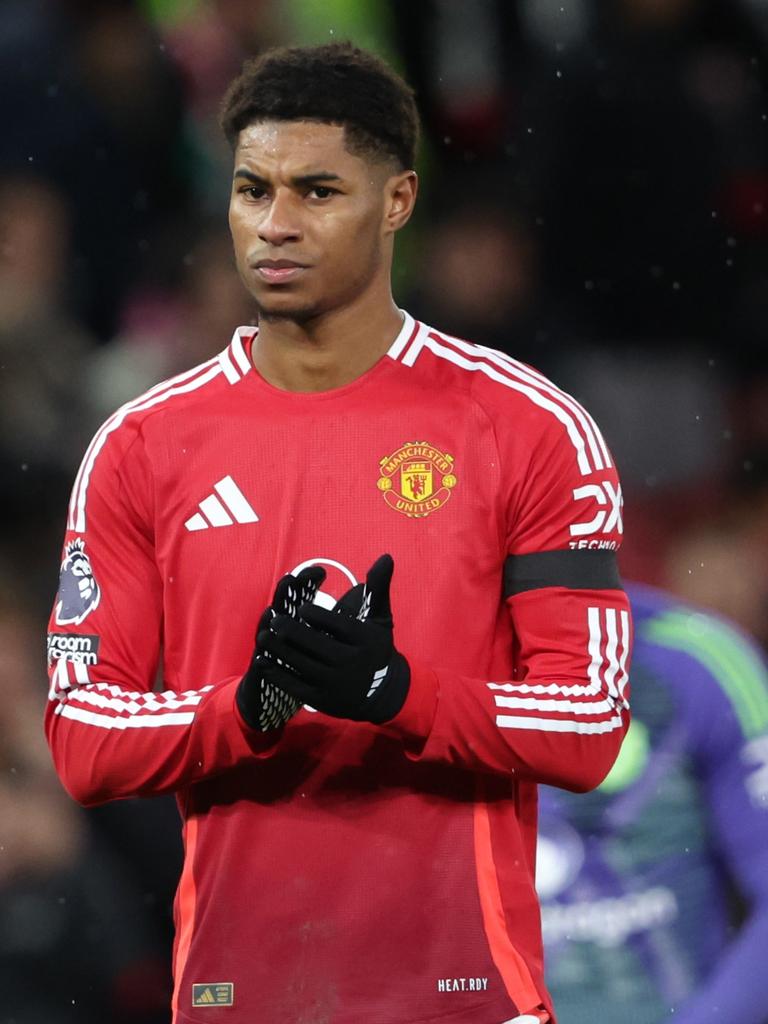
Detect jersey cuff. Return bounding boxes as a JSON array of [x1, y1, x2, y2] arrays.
[[380, 659, 438, 748], [504, 548, 622, 596]]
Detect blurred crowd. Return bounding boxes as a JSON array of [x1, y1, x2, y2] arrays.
[[1, 0, 768, 1021]]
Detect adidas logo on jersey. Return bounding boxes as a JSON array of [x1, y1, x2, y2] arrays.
[[191, 982, 234, 1006], [185, 476, 258, 531]]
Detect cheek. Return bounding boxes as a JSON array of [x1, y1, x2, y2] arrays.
[[320, 207, 381, 265], [228, 207, 252, 254]]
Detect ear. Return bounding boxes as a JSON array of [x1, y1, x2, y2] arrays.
[[382, 170, 418, 235]]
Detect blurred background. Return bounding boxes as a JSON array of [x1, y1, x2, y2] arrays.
[[1, 0, 767, 1021]]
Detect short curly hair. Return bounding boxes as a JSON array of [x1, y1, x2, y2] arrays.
[[220, 42, 420, 170]]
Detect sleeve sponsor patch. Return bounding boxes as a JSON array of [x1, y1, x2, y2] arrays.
[[47, 633, 100, 666], [54, 538, 101, 625]]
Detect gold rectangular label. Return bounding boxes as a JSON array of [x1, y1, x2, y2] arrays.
[[192, 983, 234, 1007]]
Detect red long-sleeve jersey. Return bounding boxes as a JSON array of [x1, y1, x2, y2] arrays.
[[45, 312, 631, 1024]]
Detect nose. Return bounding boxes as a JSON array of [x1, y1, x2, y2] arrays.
[[257, 189, 302, 246]]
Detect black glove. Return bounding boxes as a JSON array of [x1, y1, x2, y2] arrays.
[[255, 554, 410, 724], [236, 565, 326, 731]]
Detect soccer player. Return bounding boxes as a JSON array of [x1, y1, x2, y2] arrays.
[[44, 43, 631, 1024], [538, 584, 768, 1024]]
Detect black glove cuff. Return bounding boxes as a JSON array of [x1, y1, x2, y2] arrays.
[[236, 670, 299, 732], [236, 673, 260, 730]]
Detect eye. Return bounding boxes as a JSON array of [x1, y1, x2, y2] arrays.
[[309, 186, 337, 199], [239, 185, 267, 201]]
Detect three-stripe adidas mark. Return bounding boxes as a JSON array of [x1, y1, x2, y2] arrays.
[[185, 476, 258, 531], [366, 666, 388, 699]]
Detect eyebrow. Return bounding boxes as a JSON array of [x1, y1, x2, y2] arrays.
[[233, 168, 343, 187]]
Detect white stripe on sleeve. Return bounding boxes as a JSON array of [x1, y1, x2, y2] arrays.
[[55, 704, 195, 729], [494, 713, 625, 734], [491, 605, 630, 732]]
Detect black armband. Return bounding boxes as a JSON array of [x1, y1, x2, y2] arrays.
[[504, 549, 622, 597]]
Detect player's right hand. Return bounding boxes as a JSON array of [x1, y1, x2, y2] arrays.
[[255, 554, 411, 724], [236, 565, 326, 731]]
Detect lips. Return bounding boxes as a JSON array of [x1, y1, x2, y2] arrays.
[[253, 258, 308, 284]]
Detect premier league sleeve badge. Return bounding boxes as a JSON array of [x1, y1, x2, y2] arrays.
[[55, 538, 102, 625]]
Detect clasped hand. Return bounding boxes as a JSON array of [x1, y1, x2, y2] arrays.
[[237, 555, 410, 731]]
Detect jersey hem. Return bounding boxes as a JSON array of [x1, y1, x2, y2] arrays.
[[173, 994, 520, 1024]]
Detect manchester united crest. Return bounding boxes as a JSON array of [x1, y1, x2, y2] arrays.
[[377, 442, 457, 518]]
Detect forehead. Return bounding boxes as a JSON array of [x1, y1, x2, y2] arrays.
[[235, 120, 364, 174]]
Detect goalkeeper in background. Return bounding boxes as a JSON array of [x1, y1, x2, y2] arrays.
[[539, 583, 768, 1024]]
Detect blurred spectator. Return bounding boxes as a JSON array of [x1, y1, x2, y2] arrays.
[[551, 342, 731, 584], [0, 174, 98, 602], [161, 0, 282, 118], [539, 582, 768, 1024], [157, 0, 284, 213], [0, 0, 190, 338], [87, 228, 255, 416], [526, 0, 768, 350], [407, 192, 567, 374], [555, 346, 729, 492], [392, 0, 527, 162], [664, 468, 768, 647], [0, 175, 95, 474], [0, 593, 170, 1023], [400, 0, 768, 611]]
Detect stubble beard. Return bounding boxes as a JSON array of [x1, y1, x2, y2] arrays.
[[256, 298, 322, 326]]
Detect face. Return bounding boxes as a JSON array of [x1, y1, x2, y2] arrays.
[[228, 120, 415, 322]]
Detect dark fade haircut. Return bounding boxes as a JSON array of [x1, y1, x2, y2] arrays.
[[220, 42, 420, 170]]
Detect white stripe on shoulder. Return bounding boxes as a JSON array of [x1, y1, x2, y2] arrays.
[[479, 343, 612, 468], [386, 311, 419, 360], [68, 357, 220, 531], [230, 327, 254, 376], [70, 359, 222, 533], [469, 340, 610, 470], [428, 329, 606, 474], [402, 321, 428, 366], [218, 346, 240, 384], [417, 331, 592, 476]]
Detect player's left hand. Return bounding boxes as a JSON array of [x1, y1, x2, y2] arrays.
[[236, 564, 326, 731], [255, 554, 411, 723]]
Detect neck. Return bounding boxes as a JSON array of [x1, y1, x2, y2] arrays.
[[251, 285, 404, 393]]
